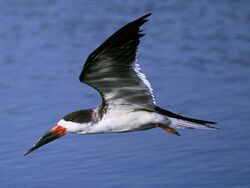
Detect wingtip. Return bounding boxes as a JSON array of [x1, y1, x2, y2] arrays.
[[209, 121, 217, 124], [140, 13, 152, 21], [205, 121, 218, 130], [135, 13, 152, 24], [208, 125, 219, 130], [204, 120, 217, 125], [143, 13, 152, 18]]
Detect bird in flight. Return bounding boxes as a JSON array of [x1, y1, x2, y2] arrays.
[[24, 13, 217, 156]]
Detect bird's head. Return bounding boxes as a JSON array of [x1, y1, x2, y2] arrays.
[[24, 110, 92, 156]]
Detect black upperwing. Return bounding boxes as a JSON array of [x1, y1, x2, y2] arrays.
[[79, 13, 155, 108]]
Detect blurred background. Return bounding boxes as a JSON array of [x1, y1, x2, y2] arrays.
[[0, 0, 250, 187]]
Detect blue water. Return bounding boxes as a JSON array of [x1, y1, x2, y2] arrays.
[[1, 1, 250, 187]]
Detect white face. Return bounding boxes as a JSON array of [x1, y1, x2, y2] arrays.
[[57, 119, 87, 133]]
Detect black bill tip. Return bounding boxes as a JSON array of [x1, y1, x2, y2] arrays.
[[24, 147, 36, 156], [24, 131, 62, 156]]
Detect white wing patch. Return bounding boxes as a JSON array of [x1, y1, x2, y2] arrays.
[[134, 63, 156, 104]]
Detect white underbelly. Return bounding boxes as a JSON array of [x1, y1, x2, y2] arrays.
[[87, 109, 167, 134]]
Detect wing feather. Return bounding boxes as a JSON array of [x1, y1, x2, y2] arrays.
[[79, 13, 155, 107]]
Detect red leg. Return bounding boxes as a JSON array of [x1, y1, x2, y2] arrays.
[[158, 125, 181, 136]]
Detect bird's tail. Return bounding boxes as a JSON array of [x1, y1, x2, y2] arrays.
[[155, 106, 218, 130], [167, 117, 218, 130]]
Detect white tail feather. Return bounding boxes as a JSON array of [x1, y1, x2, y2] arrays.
[[169, 117, 217, 130]]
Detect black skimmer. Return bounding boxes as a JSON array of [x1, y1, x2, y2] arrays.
[[24, 13, 217, 156]]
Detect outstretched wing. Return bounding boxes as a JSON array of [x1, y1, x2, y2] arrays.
[[79, 13, 155, 107]]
